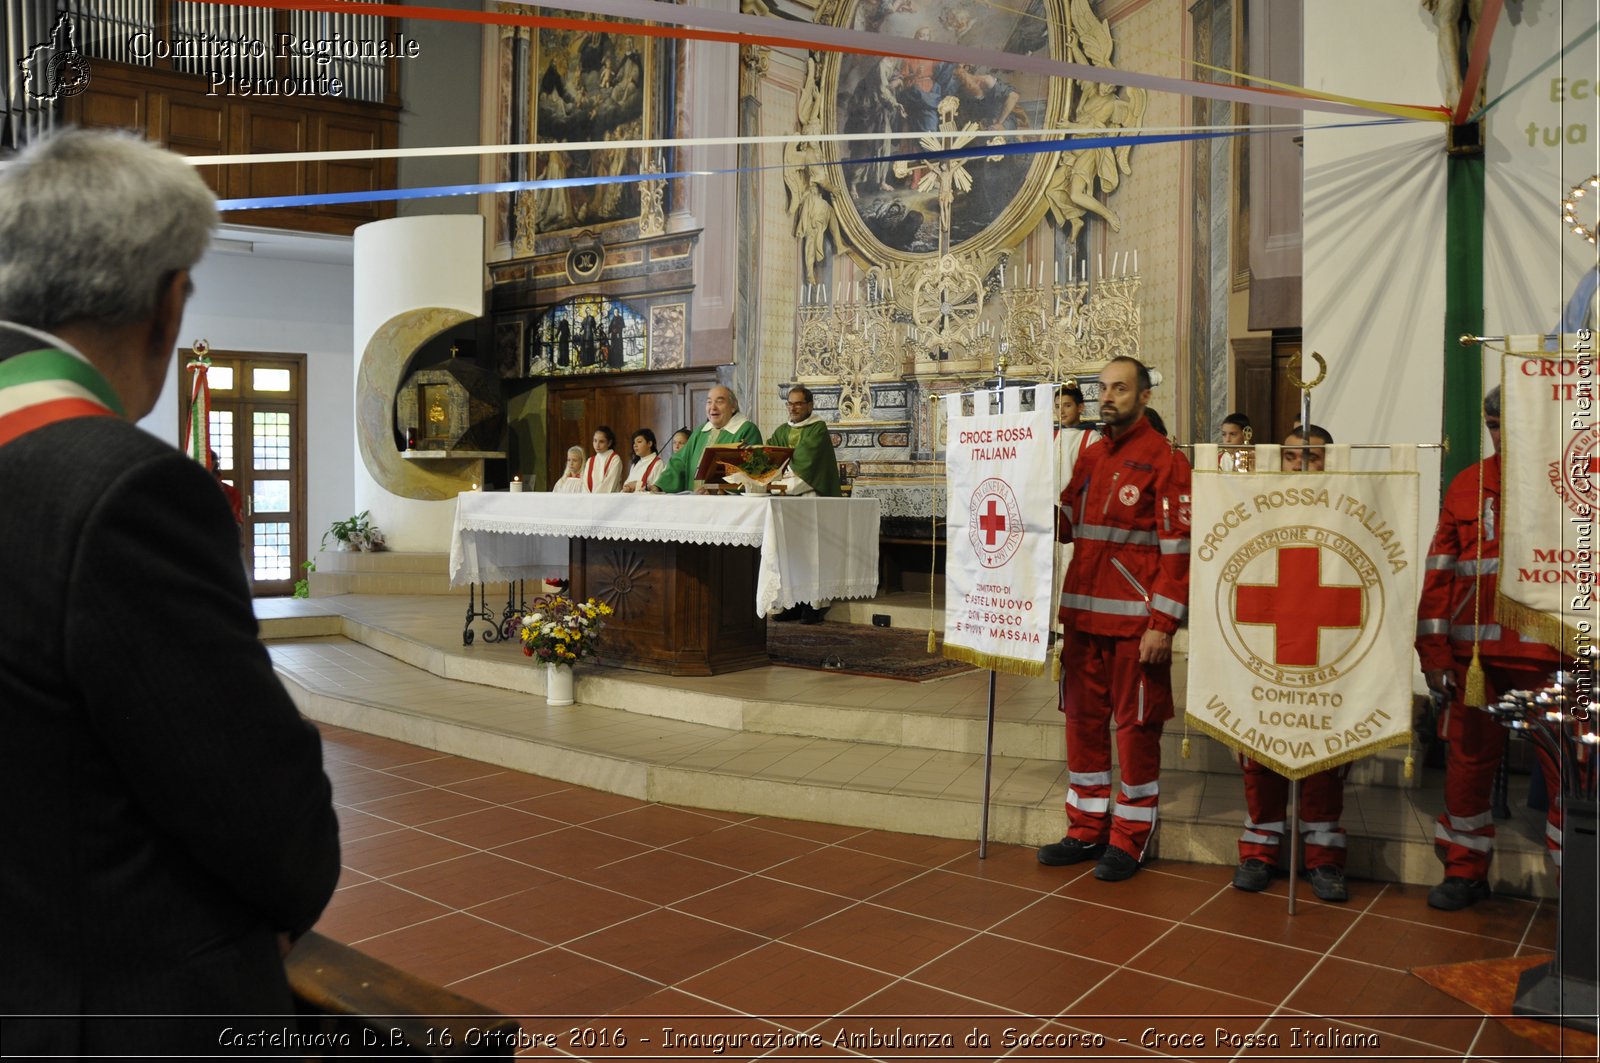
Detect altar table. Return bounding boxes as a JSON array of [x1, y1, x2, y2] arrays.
[[450, 493, 881, 675]]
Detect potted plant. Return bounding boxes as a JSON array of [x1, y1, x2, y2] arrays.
[[516, 591, 613, 706], [322, 511, 384, 552]]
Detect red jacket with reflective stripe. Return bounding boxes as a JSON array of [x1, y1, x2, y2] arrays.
[[1057, 415, 1192, 637], [1415, 455, 1561, 673]]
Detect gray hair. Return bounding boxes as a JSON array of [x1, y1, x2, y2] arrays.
[[0, 129, 216, 330], [1483, 385, 1501, 418]]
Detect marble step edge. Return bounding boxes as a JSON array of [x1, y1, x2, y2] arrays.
[[276, 671, 1553, 898], [260, 611, 1416, 789], [312, 550, 451, 574]]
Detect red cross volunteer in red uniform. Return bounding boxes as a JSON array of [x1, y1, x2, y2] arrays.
[[1416, 386, 1564, 911], [1038, 356, 1192, 881], [1233, 424, 1352, 903]]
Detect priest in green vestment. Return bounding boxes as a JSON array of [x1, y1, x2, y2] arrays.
[[651, 385, 764, 493], [769, 385, 842, 624], [769, 385, 840, 497]]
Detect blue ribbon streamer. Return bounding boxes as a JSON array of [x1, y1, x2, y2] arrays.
[[216, 119, 1401, 212]]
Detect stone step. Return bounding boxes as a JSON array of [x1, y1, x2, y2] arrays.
[[255, 596, 1556, 898], [309, 550, 456, 597]]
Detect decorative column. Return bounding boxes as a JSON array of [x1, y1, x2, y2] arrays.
[[732, 45, 769, 415]]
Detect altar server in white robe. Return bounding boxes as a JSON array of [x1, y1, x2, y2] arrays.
[[621, 428, 666, 493], [552, 446, 586, 493], [582, 426, 626, 493]]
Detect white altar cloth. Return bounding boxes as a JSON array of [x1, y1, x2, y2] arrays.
[[450, 493, 882, 617]]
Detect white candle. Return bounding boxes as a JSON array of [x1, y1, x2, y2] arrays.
[[1026, 262, 1033, 286], [1097, 254, 1103, 279], [1134, 249, 1139, 274], [1068, 258, 1074, 282]]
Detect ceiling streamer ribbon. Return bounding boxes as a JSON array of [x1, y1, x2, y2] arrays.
[[1465, 21, 1598, 124], [192, 0, 1432, 121], [1171, 55, 1449, 123], [214, 118, 1403, 212]]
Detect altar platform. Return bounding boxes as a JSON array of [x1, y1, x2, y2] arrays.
[[258, 586, 1559, 900]]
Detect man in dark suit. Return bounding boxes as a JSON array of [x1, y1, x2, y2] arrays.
[[0, 130, 341, 1054]]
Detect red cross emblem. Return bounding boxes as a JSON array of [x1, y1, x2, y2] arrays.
[[1234, 547, 1363, 667], [979, 499, 1008, 546]]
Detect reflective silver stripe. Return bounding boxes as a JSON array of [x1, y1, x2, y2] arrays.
[[1434, 822, 1494, 852], [1451, 624, 1503, 641], [1159, 537, 1190, 555], [1076, 522, 1159, 546], [1061, 593, 1149, 616], [1549, 849, 1563, 867], [1245, 817, 1286, 833], [1121, 779, 1160, 799], [1067, 791, 1110, 814], [1546, 822, 1563, 844], [1152, 594, 1187, 621], [1448, 810, 1495, 831], [1298, 819, 1339, 832], [1302, 831, 1347, 849], [1456, 557, 1499, 575], [1426, 553, 1457, 570], [1113, 803, 1156, 823], [1111, 557, 1149, 600], [1241, 830, 1280, 846], [1069, 770, 1112, 787], [1417, 619, 1449, 636]]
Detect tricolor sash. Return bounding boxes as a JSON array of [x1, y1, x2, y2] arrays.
[[0, 348, 123, 447]]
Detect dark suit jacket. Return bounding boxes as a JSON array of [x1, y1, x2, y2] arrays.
[[0, 328, 341, 1054]]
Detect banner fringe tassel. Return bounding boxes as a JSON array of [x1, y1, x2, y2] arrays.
[[1496, 591, 1586, 661], [942, 645, 1046, 679]]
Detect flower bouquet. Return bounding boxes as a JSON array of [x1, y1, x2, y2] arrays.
[[517, 593, 613, 665], [716, 446, 789, 495]]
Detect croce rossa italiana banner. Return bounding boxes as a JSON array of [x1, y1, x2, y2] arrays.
[[1186, 446, 1420, 778], [942, 384, 1054, 676]]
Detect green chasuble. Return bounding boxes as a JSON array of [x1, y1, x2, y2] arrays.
[[767, 417, 840, 497], [654, 415, 764, 493]]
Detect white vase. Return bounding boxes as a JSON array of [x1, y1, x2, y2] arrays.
[[546, 663, 575, 706]]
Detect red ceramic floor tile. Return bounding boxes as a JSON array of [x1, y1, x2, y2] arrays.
[[441, 771, 574, 805], [380, 754, 505, 787], [466, 878, 656, 946], [1187, 886, 1362, 954], [1365, 882, 1539, 944], [312, 879, 453, 943], [321, 732, 443, 770], [340, 827, 477, 879], [337, 806, 406, 845], [990, 893, 1176, 965], [419, 805, 564, 850], [665, 823, 826, 873], [386, 851, 562, 910], [1063, 969, 1277, 1049], [566, 908, 766, 986], [671, 875, 855, 938], [869, 870, 1044, 930], [742, 816, 871, 844], [1248, 1013, 1459, 1058], [351, 786, 496, 826], [1055, 866, 1229, 923], [676, 942, 896, 1017], [330, 767, 434, 806], [1124, 924, 1322, 1008], [780, 903, 976, 977], [581, 848, 749, 906], [356, 911, 546, 988], [1282, 956, 1486, 1053], [836, 829, 978, 866], [584, 804, 737, 848], [909, 933, 1120, 1015], [512, 787, 650, 825], [1334, 912, 1534, 971], [491, 826, 651, 877], [940, 842, 1090, 894], [447, 946, 659, 1019], [761, 845, 930, 901]]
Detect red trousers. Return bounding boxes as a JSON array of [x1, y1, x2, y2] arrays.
[[1238, 759, 1349, 870], [1436, 660, 1564, 879], [1060, 631, 1173, 858]]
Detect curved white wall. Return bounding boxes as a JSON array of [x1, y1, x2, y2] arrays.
[[352, 214, 486, 551]]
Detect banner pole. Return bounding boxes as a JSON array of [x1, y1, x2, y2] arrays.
[[1286, 778, 1300, 916], [980, 669, 997, 859]]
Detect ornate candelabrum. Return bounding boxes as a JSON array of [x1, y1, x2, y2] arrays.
[[795, 269, 902, 423], [993, 256, 1142, 382]]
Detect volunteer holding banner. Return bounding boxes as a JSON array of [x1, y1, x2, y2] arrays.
[[1417, 382, 1568, 911], [1037, 357, 1192, 882]]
